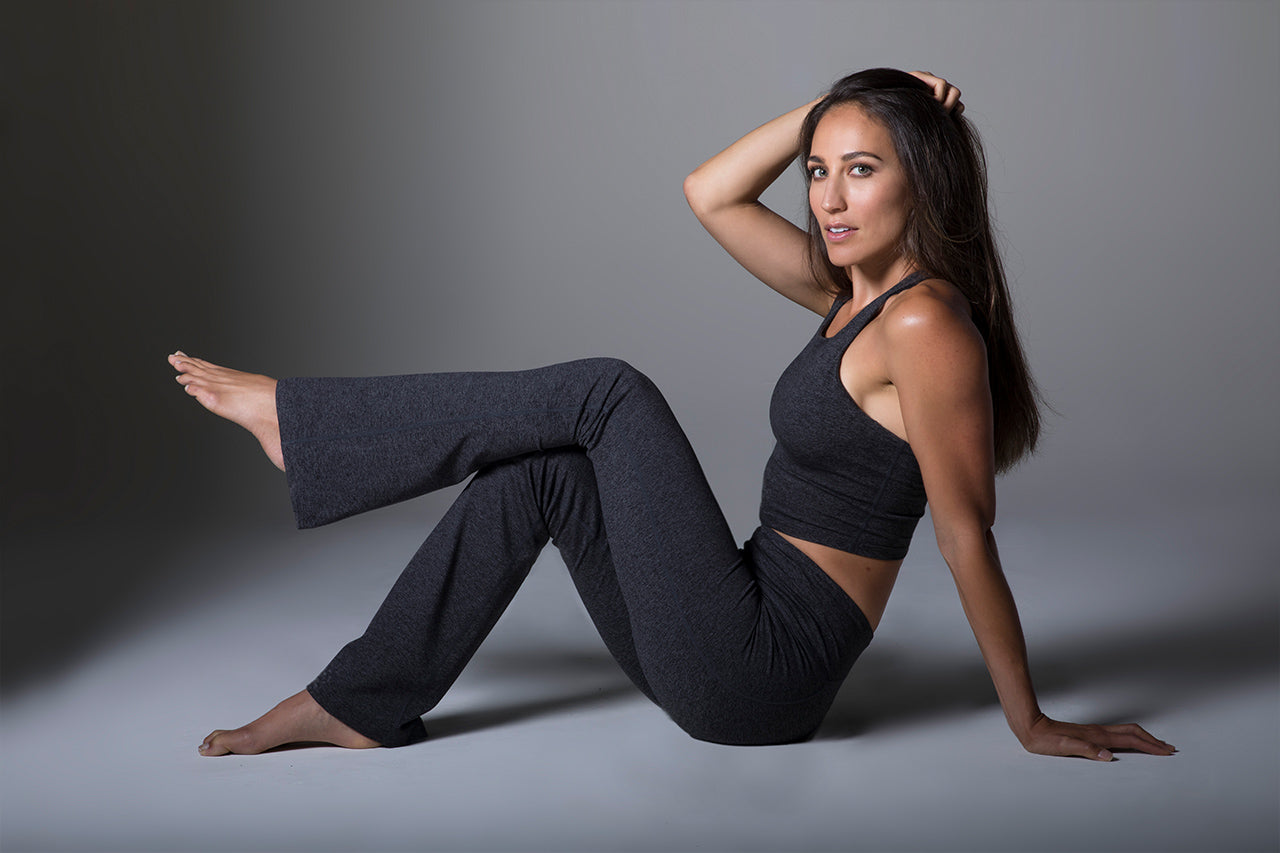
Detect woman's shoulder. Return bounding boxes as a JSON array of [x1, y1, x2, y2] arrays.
[[883, 278, 976, 334], [879, 277, 986, 368]]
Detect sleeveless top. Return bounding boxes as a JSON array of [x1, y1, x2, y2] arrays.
[[759, 272, 929, 560]]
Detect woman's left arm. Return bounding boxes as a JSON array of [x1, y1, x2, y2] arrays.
[[886, 290, 1176, 761]]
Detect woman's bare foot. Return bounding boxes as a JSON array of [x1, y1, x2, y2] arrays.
[[169, 352, 285, 471], [199, 689, 381, 756]]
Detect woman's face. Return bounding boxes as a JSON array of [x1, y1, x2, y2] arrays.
[[807, 104, 912, 276]]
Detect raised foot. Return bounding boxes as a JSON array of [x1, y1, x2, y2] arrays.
[[199, 690, 381, 756], [169, 351, 285, 471]]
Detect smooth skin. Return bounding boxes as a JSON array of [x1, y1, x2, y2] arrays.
[[683, 72, 1174, 761]]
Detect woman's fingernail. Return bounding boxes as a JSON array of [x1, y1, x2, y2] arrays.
[[1097, 749, 1113, 761]]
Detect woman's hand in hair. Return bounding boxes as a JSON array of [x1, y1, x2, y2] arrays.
[[1019, 714, 1177, 761], [910, 70, 964, 114]]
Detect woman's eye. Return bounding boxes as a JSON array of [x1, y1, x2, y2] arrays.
[[850, 164, 873, 177], [809, 166, 827, 179]]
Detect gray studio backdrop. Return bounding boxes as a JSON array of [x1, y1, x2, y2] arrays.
[[4, 1, 1278, 687]]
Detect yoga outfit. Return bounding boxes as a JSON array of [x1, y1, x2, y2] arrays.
[[762, 272, 929, 559], [282, 274, 928, 747]]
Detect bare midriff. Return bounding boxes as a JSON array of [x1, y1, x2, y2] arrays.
[[773, 530, 903, 631]]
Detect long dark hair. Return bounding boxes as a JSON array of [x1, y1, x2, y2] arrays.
[[799, 68, 1041, 472]]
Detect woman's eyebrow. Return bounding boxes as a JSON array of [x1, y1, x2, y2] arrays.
[[806, 151, 885, 163]]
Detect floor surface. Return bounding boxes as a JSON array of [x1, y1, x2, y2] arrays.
[[3, 500, 1276, 853]]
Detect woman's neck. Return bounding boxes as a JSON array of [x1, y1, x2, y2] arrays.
[[845, 258, 920, 309]]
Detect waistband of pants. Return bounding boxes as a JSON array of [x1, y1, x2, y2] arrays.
[[751, 525, 875, 643]]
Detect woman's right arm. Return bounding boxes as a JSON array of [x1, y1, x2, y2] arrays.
[[683, 100, 833, 315]]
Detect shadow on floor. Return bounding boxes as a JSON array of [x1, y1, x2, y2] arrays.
[[820, 595, 1279, 739], [425, 683, 639, 740], [421, 649, 642, 739]]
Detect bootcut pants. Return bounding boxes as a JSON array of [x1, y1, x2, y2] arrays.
[[278, 358, 873, 746]]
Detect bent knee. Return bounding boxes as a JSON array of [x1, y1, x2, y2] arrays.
[[575, 357, 652, 389], [575, 357, 665, 407]]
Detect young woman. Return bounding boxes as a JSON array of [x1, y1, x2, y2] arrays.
[[171, 69, 1174, 761]]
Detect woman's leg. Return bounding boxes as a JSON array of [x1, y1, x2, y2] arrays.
[[172, 353, 730, 565], [308, 449, 654, 746], [176, 355, 869, 748], [200, 449, 650, 754], [277, 358, 870, 743]]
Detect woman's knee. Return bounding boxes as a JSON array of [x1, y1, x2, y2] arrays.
[[575, 357, 655, 394], [574, 357, 668, 417]]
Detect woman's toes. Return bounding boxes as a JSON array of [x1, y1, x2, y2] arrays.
[[171, 353, 213, 375], [198, 731, 231, 756], [199, 727, 266, 756]]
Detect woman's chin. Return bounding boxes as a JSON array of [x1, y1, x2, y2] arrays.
[[824, 247, 906, 279]]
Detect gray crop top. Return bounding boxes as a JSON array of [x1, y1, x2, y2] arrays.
[[759, 272, 929, 560]]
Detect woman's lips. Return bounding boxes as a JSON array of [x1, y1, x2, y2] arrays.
[[825, 224, 856, 242]]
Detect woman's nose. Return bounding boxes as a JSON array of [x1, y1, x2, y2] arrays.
[[821, 181, 845, 213]]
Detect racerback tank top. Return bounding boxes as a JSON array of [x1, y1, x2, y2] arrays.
[[759, 272, 929, 560]]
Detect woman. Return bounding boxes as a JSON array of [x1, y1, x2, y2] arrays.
[[171, 69, 1173, 761]]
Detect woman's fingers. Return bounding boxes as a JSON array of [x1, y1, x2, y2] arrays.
[[939, 81, 962, 112], [1096, 723, 1177, 755], [909, 70, 963, 113], [1026, 717, 1176, 760], [910, 69, 948, 100], [1049, 733, 1114, 761]]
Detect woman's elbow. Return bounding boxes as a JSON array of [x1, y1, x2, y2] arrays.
[[683, 167, 730, 221], [933, 516, 996, 565], [682, 170, 711, 217]]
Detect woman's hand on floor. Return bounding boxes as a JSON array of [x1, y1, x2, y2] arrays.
[[1019, 713, 1176, 761]]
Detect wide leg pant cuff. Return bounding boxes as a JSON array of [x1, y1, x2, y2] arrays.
[[305, 681, 429, 749]]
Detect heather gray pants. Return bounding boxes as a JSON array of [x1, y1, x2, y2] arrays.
[[278, 358, 872, 746]]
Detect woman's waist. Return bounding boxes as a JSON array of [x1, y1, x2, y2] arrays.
[[770, 529, 902, 631]]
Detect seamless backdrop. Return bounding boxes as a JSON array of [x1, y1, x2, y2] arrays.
[[2, 2, 1278, 850], [8, 0, 1277, 684]]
